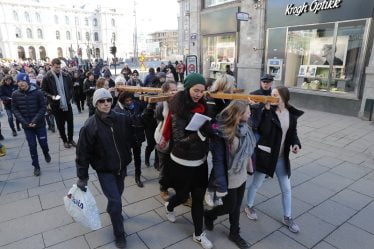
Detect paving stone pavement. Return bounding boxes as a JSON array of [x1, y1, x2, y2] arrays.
[[0, 107, 373, 249]]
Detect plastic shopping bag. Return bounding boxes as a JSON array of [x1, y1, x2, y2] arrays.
[[63, 184, 102, 230]]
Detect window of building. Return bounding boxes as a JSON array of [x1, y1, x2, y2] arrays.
[[283, 20, 367, 95], [54, 15, 59, 24], [26, 28, 33, 38], [36, 13, 41, 23], [111, 18, 115, 27], [75, 16, 79, 26], [77, 32, 81, 40], [85, 17, 89, 26], [25, 12, 31, 22], [85, 32, 90, 41], [94, 32, 99, 41], [13, 11, 18, 21], [56, 30, 60, 40], [37, 28, 43, 39], [204, 0, 235, 8], [93, 18, 98, 26], [66, 31, 71, 40], [65, 16, 70, 25], [15, 27, 22, 38], [202, 34, 236, 79]]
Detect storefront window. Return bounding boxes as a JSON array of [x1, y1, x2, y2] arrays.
[[284, 20, 367, 94], [205, 0, 235, 8], [202, 34, 236, 79]]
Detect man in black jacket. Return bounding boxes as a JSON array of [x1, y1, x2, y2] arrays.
[[75, 88, 134, 249], [12, 73, 51, 176], [42, 58, 75, 148]]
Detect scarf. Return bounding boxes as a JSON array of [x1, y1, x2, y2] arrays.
[[162, 103, 205, 143], [51, 71, 68, 111], [228, 123, 256, 174]]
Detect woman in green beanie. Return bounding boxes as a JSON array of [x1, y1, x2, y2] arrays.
[[162, 73, 214, 249]]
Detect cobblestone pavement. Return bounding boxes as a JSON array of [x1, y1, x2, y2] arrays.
[[0, 107, 373, 249]]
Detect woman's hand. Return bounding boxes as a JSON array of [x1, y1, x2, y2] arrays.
[[264, 102, 271, 110], [292, 145, 300, 154]]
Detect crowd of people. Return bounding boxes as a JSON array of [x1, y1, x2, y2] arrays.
[[0, 58, 303, 249]]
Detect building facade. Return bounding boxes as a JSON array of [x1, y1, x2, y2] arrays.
[[149, 30, 179, 60], [0, 0, 133, 63], [178, 0, 374, 118]]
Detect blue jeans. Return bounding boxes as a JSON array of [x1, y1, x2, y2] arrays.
[[97, 172, 125, 237], [24, 127, 49, 168], [246, 158, 292, 217]]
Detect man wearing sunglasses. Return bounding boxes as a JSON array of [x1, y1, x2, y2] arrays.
[[75, 88, 134, 248]]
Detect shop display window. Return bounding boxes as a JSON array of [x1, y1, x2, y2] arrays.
[[202, 34, 236, 79], [284, 20, 367, 95]]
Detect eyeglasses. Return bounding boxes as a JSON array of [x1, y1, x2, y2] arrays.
[[97, 98, 112, 104]]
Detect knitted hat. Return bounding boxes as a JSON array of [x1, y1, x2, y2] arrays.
[[16, 73, 30, 84], [115, 75, 126, 84], [93, 88, 113, 107], [183, 73, 206, 89]]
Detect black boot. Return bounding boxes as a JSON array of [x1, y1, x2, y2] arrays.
[[145, 148, 151, 167], [228, 233, 250, 249], [135, 175, 144, 188], [115, 235, 127, 248], [0, 130, 4, 140]]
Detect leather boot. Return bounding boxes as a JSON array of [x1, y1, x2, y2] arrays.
[[135, 175, 144, 188], [145, 148, 151, 167]]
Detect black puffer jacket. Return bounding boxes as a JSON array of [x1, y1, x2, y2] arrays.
[[0, 83, 18, 109], [76, 110, 134, 179], [255, 106, 303, 178], [41, 71, 73, 111], [249, 87, 272, 130], [11, 85, 46, 129]]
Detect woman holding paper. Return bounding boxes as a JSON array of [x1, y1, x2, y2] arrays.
[[164, 73, 213, 249], [204, 100, 255, 249], [245, 86, 304, 234]]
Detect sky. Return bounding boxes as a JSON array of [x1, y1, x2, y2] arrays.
[[59, 0, 179, 34]]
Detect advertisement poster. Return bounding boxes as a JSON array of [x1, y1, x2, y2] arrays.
[[186, 55, 198, 75]]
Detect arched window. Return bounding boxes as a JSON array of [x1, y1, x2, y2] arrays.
[[84, 17, 89, 26], [25, 12, 30, 22], [65, 16, 69, 25], [56, 30, 60, 40], [15, 27, 22, 38], [37, 29, 43, 39], [75, 16, 79, 26], [94, 32, 99, 41], [13, 11, 18, 21], [93, 18, 98, 26], [36, 13, 41, 23], [111, 18, 115, 27], [26, 28, 32, 38], [77, 32, 81, 40], [66, 31, 71, 40], [85, 32, 90, 41], [54, 15, 59, 24]]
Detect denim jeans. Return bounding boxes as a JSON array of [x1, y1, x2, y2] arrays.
[[246, 158, 292, 217], [24, 127, 49, 168], [97, 171, 125, 237]]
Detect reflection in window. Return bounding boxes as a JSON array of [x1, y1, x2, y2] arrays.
[[37, 29, 43, 39], [204, 0, 235, 8]]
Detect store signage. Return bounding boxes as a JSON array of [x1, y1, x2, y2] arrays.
[[236, 12, 250, 21], [186, 55, 198, 75], [285, 0, 342, 16]]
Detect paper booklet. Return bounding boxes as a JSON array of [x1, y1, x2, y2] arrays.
[[185, 113, 212, 131]]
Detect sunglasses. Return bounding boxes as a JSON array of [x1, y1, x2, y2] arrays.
[[97, 98, 112, 104]]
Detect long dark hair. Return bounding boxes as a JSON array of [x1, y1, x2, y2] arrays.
[[275, 86, 290, 109], [169, 89, 206, 119], [1, 75, 14, 85]]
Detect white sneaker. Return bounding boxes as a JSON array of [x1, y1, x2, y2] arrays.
[[164, 202, 176, 223], [193, 232, 213, 249], [244, 206, 258, 220]]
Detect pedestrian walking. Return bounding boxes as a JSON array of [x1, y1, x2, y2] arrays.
[[12, 73, 51, 176], [126, 70, 142, 86], [204, 100, 255, 249], [42, 58, 76, 149], [83, 72, 96, 116], [0, 75, 21, 136], [72, 71, 85, 113], [164, 73, 213, 249], [76, 88, 134, 249], [143, 67, 156, 87], [113, 91, 147, 188], [245, 86, 304, 233], [176, 60, 186, 83]]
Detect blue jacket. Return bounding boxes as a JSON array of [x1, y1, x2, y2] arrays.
[[0, 84, 18, 109], [11, 85, 46, 129]]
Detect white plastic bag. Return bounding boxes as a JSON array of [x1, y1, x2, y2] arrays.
[[63, 184, 102, 230]]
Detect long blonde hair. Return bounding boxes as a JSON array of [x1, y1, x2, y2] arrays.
[[210, 74, 235, 93], [218, 100, 249, 143]]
